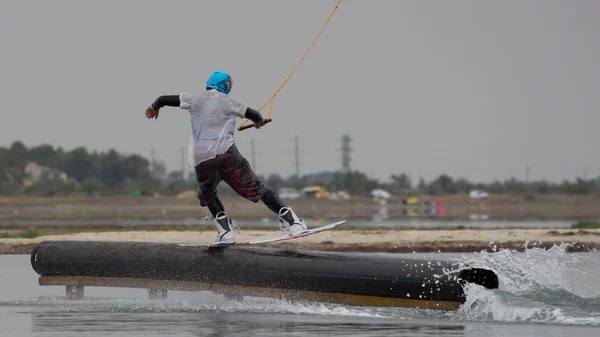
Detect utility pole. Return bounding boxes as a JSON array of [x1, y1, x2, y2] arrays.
[[180, 147, 186, 182], [250, 139, 257, 172], [525, 165, 530, 183], [150, 148, 156, 172], [339, 134, 352, 174], [294, 135, 301, 178]]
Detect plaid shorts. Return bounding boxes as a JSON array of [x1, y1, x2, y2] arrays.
[[194, 144, 266, 206]]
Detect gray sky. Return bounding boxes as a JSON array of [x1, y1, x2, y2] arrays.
[[2, 0, 599, 183]]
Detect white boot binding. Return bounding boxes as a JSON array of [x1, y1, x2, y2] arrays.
[[214, 212, 237, 243], [278, 207, 307, 235]]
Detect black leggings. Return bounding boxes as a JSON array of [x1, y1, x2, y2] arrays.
[[261, 188, 287, 214], [204, 188, 286, 218]]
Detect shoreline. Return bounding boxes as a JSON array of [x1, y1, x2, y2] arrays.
[[2, 228, 598, 255]]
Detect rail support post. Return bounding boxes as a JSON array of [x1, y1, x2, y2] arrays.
[[66, 285, 84, 299], [148, 288, 167, 300]]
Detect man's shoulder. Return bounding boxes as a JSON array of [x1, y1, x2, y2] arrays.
[[182, 91, 211, 98], [183, 90, 247, 110], [223, 94, 246, 105], [181, 91, 213, 103]]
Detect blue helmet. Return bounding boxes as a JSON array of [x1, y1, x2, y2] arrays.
[[206, 70, 233, 94]]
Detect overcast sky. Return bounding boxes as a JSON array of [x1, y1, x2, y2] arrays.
[[1, 0, 599, 183]]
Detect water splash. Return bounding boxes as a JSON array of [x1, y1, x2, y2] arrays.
[[452, 283, 600, 325], [449, 241, 588, 295], [442, 241, 600, 325]]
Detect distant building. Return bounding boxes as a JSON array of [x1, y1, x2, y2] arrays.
[[24, 162, 69, 185], [469, 189, 489, 200], [302, 186, 329, 199], [278, 188, 303, 200]]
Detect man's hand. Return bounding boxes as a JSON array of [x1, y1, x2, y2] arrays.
[[254, 116, 265, 129], [145, 104, 159, 119]]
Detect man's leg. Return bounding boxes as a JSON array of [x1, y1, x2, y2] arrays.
[[205, 195, 225, 217], [260, 188, 286, 214], [195, 161, 236, 243], [220, 145, 307, 233], [261, 188, 307, 233]]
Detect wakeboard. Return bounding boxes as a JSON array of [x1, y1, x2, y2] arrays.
[[177, 220, 346, 248]]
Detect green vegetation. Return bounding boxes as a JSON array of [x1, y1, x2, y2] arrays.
[[571, 221, 600, 229], [0, 229, 40, 239], [1, 140, 599, 197], [18, 229, 40, 238], [0, 141, 169, 196]]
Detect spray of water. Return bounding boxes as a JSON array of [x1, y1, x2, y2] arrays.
[[453, 283, 600, 325], [443, 241, 600, 325], [453, 241, 587, 294]]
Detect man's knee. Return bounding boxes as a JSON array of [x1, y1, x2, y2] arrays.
[[197, 190, 207, 206], [247, 184, 267, 203], [197, 189, 216, 207]]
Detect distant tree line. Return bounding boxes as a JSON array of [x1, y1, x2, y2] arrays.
[[0, 141, 174, 195], [1, 141, 599, 197]]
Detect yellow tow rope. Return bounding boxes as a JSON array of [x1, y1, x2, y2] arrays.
[[238, 0, 343, 131]]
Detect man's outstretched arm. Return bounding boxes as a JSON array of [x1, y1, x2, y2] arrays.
[[151, 95, 181, 110], [145, 95, 180, 119], [145, 94, 265, 124]]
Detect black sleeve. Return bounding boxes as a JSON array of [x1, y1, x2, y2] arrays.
[[244, 107, 264, 124], [151, 95, 181, 109]]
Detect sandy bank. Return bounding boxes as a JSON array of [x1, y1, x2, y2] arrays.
[[1, 228, 599, 254]]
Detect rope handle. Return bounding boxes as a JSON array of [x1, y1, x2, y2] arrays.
[[239, 0, 342, 132], [240, 99, 274, 130], [238, 118, 273, 131]]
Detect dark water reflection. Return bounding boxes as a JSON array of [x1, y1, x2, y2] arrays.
[[28, 310, 468, 337]]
